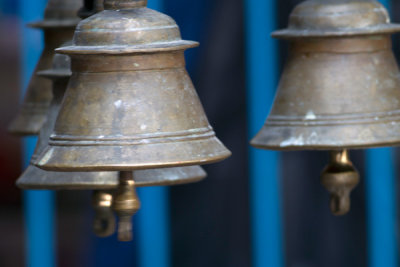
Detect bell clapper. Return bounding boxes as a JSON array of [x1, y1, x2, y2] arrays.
[[113, 171, 141, 242], [92, 190, 116, 237], [321, 149, 360, 216]]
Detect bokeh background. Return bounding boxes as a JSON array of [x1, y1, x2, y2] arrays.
[[1, 0, 400, 266]]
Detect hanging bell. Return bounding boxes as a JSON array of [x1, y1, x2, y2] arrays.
[[35, 0, 231, 171], [251, 0, 400, 215], [17, 49, 207, 190], [8, 0, 81, 136], [34, 0, 230, 241]]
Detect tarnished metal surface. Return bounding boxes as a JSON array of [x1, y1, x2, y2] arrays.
[[8, 0, 81, 136], [251, 0, 400, 215], [17, 49, 207, 190], [321, 150, 360, 216], [272, 0, 400, 38], [251, 0, 400, 150], [35, 0, 231, 171]]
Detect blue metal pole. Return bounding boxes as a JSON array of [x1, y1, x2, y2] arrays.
[[136, 186, 169, 267], [244, 1, 284, 267], [135, 0, 170, 265], [19, 0, 56, 267], [365, 1, 398, 267]]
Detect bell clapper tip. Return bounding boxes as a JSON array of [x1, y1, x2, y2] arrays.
[[92, 191, 116, 238], [113, 171, 141, 242], [321, 149, 360, 216], [330, 192, 351, 216], [118, 215, 133, 242]]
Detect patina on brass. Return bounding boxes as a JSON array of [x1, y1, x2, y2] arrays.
[[113, 172, 140, 242], [17, 50, 207, 190], [35, 0, 231, 171], [8, 0, 81, 136], [33, 0, 230, 240], [321, 150, 360, 215], [251, 0, 400, 215], [16, 50, 116, 189], [92, 190, 116, 237]]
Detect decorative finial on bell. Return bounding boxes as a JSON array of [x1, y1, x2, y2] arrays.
[[8, 0, 81, 136], [321, 150, 360, 216], [251, 0, 400, 215], [113, 172, 141, 242]]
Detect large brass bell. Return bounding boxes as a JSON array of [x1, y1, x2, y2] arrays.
[[8, 0, 81, 135], [251, 0, 400, 215], [35, 1, 230, 171], [17, 47, 206, 238], [35, 0, 230, 240], [16, 50, 206, 190]]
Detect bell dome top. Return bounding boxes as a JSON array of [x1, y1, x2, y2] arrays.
[[272, 0, 400, 38], [29, 0, 81, 29], [58, 0, 198, 54]]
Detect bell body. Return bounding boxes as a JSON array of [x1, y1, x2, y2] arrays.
[[35, 3, 230, 171], [252, 36, 400, 150], [18, 164, 206, 190], [8, 0, 81, 135], [251, 0, 400, 151], [9, 29, 76, 135], [17, 53, 207, 189]]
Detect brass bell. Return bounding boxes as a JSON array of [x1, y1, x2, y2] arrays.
[[8, 0, 81, 136], [34, 0, 230, 240], [35, 0, 231, 171], [251, 0, 400, 215], [17, 50, 207, 190]]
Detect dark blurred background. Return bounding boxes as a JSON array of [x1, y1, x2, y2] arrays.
[[1, 0, 400, 266]]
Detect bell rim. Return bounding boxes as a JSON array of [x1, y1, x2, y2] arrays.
[[16, 165, 207, 190], [272, 23, 400, 38], [28, 19, 80, 29], [250, 140, 400, 151], [37, 69, 72, 79], [250, 125, 400, 151], [8, 112, 47, 136], [34, 154, 231, 172], [16, 175, 205, 190], [56, 40, 199, 55], [34, 138, 231, 172]]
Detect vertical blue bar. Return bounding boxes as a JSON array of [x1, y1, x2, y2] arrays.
[[244, 1, 283, 267], [135, 0, 170, 266], [136, 186, 169, 267], [19, 0, 56, 266], [365, 2, 398, 267], [366, 149, 398, 267]]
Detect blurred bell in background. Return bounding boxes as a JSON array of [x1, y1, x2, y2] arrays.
[[2, 0, 400, 267]]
